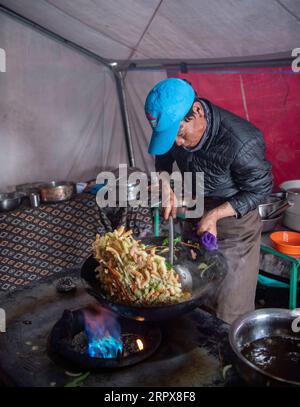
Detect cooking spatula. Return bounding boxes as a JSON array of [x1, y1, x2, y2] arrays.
[[168, 217, 193, 292]]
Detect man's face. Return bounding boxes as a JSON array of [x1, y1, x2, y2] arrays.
[[174, 102, 206, 149], [175, 120, 201, 148]]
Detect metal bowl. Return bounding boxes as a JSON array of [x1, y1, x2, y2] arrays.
[[258, 195, 286, 219], [270, 192, 287, 200], [229, 308, 300, 386], [261, 214, 283, 233], [39, 181, 76, 203], [0, 192, 24, 212]]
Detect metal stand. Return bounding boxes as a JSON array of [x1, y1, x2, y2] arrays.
[[260, 245, 300, 309]]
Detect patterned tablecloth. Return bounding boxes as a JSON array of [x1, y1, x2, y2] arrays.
[[1, 192, 295, 293], [0, 193, 153, 293]]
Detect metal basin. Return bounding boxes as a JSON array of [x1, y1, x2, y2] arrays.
[[261, 214, 283, 233], [39, 181, 76, 203], [229, 308, 300, 386], [258, 195, 287, 219], [0, 192, 24, 212]]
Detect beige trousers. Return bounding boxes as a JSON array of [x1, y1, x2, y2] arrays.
[[188, 202, 263, 324]]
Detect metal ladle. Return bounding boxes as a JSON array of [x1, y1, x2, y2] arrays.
[[168, 217, 193, 292]]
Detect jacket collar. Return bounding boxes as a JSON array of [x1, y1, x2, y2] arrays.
[[199, 98, 221, 151]]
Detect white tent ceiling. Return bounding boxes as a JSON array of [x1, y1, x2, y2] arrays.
[[0, 0, 299, 190], [1, 0, 299, 65]]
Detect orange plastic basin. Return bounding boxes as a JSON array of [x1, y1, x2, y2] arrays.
[[269, 231, 300, 258]]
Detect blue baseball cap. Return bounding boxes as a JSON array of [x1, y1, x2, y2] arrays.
[[145, 78, 196, 155]]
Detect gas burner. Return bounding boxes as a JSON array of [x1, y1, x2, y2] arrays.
[[47, 307, 161, 369]]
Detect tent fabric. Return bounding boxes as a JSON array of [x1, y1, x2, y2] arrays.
[[0, 1, 300, 187], [124, 70, 167, 173], [124, 65, 300, 184], [1, 0, 299, 63], [0, 12, 126, 191], [171, 68, 300, 188]]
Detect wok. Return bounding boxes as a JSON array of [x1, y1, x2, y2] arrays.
[[81, 237, 227, 321]]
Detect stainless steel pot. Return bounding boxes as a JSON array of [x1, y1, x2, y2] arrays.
[[258, 195, 287, 232], [258, 195, 287, 219], [229, 308, 300, 386], [0, 192, 24, 212], [39, 181, 76, 203], [261, 214, 284, 233], [280, 180, 300, 231]]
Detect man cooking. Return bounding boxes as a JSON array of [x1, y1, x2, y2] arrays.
[[144, 78, 273, 324]]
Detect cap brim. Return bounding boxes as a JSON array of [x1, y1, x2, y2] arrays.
[[148, 121, 181, 155]]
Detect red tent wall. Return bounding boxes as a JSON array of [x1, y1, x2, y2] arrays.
[[169, 67, 300, 189]]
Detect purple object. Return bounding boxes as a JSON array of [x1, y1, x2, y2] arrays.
[[200, 231, 218, 251]]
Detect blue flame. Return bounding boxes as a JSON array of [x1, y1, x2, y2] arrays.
[[88, 335, 123, 359], [83, 306, 123, 359]]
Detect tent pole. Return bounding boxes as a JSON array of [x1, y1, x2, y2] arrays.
[[119, 56, 294, 72], [114, 71, 135, 167], [0, 4, 136, 167]]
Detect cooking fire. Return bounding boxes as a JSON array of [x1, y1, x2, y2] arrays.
[[72, 331, 145, 359], [48, 305, 161, 369], [82, 305, 124, 359]]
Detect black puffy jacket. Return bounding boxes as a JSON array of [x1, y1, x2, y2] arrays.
[[155, 99, 273, 218]]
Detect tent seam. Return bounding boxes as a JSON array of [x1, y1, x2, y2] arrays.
[[275, 0, 300, 23], [125, 0, 164, 65], [43, 0, 134, 53]]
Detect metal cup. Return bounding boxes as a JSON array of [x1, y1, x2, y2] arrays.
[[29, 192, 40, 208]]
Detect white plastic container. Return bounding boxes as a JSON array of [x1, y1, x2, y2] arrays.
[[279, 180, 300, 231]]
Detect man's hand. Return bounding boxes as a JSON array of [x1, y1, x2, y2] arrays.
[[196, 202, 237, 237], [162, 186, 178, 220], [197, 211, 218, 236]]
